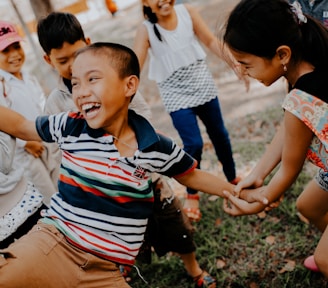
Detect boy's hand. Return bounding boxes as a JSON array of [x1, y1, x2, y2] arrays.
[[222, 190, 267, 216], [24, 141, 44, 158]]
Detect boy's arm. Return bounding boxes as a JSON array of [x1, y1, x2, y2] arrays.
[[186, 3, 249, 90], [0, 106, 41, 141], [175, 168, 234, 197]]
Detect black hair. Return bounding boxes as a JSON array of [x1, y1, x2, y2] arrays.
[[224, 0, 328, 72], [37, 12, 86, 55], [75, 42, 140, 79], [142, 5, 162, 41]]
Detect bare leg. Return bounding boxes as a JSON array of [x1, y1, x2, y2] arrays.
[[314, 226, 328, 278], [296, 179, 328, 232], [179, 252, 202, 277]]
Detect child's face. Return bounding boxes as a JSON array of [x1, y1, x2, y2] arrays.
[[0, 42, 25, 77], [71, 50, 137, 131], [230, 49, 283, 87], [144, 0, 175, 17], [44, 40, 88, 80]]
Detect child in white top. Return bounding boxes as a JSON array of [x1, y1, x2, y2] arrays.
[[133, 0, 243, 222], [0, 21, 57, 206]]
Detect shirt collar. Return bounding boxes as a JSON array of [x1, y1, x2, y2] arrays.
[[128, 109, 159, 151]]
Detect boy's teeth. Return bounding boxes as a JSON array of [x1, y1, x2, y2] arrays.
[[82, 103, 100, 111]]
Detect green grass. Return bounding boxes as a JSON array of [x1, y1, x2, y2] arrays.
[[128, 106, 328, 288]]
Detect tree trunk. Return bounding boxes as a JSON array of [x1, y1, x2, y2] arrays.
[[29, 0, 54, 21]]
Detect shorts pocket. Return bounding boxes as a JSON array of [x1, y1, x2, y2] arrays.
[[24, 223, 64, 255]]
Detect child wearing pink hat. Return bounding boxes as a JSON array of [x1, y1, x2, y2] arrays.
[[0, 21, 58, 207]]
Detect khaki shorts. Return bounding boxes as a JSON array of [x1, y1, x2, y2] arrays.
[[0, 223, 130, 288]]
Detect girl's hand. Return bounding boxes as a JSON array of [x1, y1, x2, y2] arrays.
[[24, 141, 44, 158], [239, 186, 268, 205], [222, 191, 267, 216], [234, 174, 264, 196]]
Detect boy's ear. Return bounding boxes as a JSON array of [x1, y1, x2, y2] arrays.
[[43, 54, 54, 67], [125, 75, 139, 98], [85, 37, 91, 45]]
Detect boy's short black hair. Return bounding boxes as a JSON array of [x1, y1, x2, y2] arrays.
[[75, 42, 140, 79], [37, 12, 86, 55]]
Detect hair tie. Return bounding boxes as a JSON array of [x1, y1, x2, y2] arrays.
[[290, 1, 307, 24]]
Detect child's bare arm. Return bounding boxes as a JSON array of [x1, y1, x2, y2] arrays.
[[174, 168, 235, 198], [222, 192, 267, 216], [0, 106, 40, 141]]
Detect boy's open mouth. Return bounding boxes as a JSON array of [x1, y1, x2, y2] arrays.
[[82, 102, 101, 117]]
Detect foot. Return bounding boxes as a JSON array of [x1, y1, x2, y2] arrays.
[[183, 194, 202, 222], [304, 255, 320, 272], [193, 270, 216, 288]]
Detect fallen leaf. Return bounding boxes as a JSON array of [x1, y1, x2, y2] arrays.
[[257, 211, 266, 219], [265, 235, 275, 245], [249, 282, 259, 288], [216, 259, 226, 269], [279, 260, 296, 273], [215, 218, 222, 226], [208, 195, 219, 202], [297, 212, 310, 224]]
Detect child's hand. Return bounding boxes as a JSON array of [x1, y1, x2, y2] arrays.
[[222, 190, 267, 216], [234, 175, 264, 196], [239, 186, 268, 204], [24, 141, 44, 158]]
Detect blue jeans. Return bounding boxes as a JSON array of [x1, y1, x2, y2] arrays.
[[170, 98, 236, 194]]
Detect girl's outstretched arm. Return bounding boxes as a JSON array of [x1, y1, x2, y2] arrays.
[[186, 4, 249, 89], [0, 106, 40, 141], [133, 24, 150, 71], [258, 112, 313, 204]]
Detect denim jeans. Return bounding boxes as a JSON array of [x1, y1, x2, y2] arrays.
[[170, 98, 236, 194]]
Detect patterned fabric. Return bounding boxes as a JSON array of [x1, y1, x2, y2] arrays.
[[36, 110, 196, 265], [158, 60, 218, 112], [315, 169, 328, 191], [282, 89, 328, 171], [0, 182, 43, 241]]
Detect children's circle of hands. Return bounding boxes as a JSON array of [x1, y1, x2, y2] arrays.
[[222, 175, 283, 217]]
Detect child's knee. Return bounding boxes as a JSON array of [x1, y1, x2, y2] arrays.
[[296, 195, 308, 216]]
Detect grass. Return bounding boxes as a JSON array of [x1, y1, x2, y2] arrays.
[[128, 106, 328, 288]]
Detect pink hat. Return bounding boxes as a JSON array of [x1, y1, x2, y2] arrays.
[[0, 21, 23, 51]]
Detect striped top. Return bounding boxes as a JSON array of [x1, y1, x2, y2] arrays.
[[36, 110, 196, 265]]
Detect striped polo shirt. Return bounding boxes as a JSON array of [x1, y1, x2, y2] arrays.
[[36, 109, 196, 265]]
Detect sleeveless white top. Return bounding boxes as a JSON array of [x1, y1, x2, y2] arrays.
[[143, 4, 206, 83]]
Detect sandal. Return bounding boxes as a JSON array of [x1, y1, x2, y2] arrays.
[[230, 176, 241, 185], [304, 255, 320, 272], [183, 193, 202, 222], [193, 270, 216, 288]]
